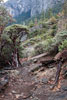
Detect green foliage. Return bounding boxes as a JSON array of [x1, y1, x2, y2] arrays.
[[63, 0, 67, 17], [29, 28, 47, 38], [51, 24, 57, 36], [0, 6, 11, 26], [54, 30, 67, 44], [34, 42, 45, 55], [3, 24, 28, 44], [49, 16, 57, 24], [42, 22, 48, 29], [0, 1, 65, 61], [1, 44, 13, 61], [23, 35, 42, 47], [59, 40, 67, 51], [52, 24, 57, 29], [45, 29, 56, 38], [4, 24, 28, 31], [45, 30, 67, 52], [0, 24, 28, 64], [28, 20, 34, 28], [34, 30, 67, 55], [29, 29, 40, 38], [45, 8, 53, 19], [43, 38, 55, 52], [34, 38, 54, 55], [40, 10, 45, 21]]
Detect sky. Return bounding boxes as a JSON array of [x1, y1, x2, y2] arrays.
[[4, 0, 8, 2]]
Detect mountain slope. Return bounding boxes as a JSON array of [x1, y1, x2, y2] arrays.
[[5, 0, 64, 23]]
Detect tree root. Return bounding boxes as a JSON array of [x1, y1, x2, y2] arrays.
[[51, 60, 62, 89]]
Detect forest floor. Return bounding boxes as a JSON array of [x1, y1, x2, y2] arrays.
[[0, 55, 67, 100]]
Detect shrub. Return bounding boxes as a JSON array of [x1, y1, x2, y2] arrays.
[[54, 30, 67, 44], [42, 22, 48, 29], [45, 29, 56, 38], [43, 38, 55, 52], [34, 38, 54, 55], [29, 20, 34, 28], [52, 24, 57, 29], [51, 29, 57, 36], [41, 28, 47, 34], [29, 29, 41, 38], [34, 42, 45, 55], [29, 28, 47, 38], [50, 16, 57, 24], [45, 30, 67, 53], [59, 40, 67, 51]]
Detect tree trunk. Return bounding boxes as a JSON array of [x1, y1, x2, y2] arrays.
[[12, 49, 19, 68], [11, 38, 19, 68], [17, 50, 22, 67]]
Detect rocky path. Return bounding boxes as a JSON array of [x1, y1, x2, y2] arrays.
[[0, 59, 67, 100]]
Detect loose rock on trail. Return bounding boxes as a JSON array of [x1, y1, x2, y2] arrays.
[[0, 52, 67, 100]]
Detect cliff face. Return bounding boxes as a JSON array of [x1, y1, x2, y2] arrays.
[[5, 0, 31, 17], [5, 0, 64, 17]]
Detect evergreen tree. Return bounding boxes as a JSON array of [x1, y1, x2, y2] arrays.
[[1, 24, 28, 67], [63, 0, 67, 18]]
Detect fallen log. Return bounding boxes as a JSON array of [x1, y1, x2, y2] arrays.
[[28, 52, 49, 61], [41, 59, 55, 67], [51, 61, 62, 89]]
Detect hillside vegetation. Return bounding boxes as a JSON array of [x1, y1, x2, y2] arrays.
[[22, 15, 67, 58], [0, 1, 67, 100]]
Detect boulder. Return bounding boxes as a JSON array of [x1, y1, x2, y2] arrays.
[[0, 76, 9, 92]]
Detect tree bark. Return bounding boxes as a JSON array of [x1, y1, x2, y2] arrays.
[[12, 49, 19, 67], [12, 38, 19, 68], [17, 50, 22, 67]]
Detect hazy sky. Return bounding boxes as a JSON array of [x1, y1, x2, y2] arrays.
[[4, 0, 8, 2]]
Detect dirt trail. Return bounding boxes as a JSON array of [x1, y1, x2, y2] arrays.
[[0, 57, 67, 100]]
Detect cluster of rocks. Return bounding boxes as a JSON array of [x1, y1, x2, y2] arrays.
[[0, 73, 9, 92]]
